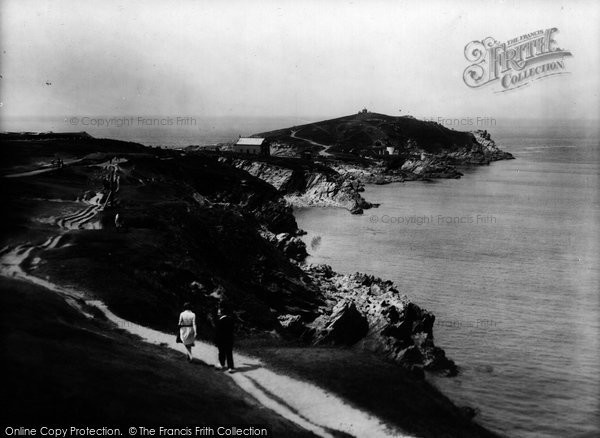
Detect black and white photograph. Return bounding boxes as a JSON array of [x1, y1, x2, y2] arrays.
[[1, 1, 598, 437]]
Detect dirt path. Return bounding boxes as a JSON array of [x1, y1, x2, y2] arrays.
[[56, 197, 104, 230], [6, 157, 109, 230], [291, 130, 333, 157], [0, 236, 91, 317], [0, 235, 412, 438]]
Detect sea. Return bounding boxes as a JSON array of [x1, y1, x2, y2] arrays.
[[3, 115, 599, 437], [294, 119, 600, 437]]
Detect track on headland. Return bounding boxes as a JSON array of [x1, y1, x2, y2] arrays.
[[290, 129, 333, 157]]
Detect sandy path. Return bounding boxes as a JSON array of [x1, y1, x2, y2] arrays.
[[90, 302, 410, 438], [0, 235, 412, 438]]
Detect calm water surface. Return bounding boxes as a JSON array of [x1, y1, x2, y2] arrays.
[[295, 120, 600, 437]]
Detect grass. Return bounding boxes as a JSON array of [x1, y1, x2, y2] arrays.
[[240, 340, 500, 438], [0, 277, 316, 436]]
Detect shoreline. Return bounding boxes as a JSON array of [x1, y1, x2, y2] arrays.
[[289, 142, 600, 437], [0, 130, 508, 436], [0, 244, 495, 438]]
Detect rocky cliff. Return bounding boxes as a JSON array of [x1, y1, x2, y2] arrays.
[[326, 129, 513, 184], [282, 265, 457, 376], [445, 130, 514, 164], [219, 157, 373, 214]]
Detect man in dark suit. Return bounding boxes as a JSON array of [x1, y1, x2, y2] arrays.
[[216, 303, 235, 373]]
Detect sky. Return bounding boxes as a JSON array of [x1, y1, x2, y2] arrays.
[[1, 0, 599, 122]]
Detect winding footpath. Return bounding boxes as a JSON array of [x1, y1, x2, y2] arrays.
[[4, 158, 109, 230], [0, 230, 411, 438], [290, 129, 333, 157]]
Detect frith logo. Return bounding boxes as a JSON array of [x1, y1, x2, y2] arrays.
[[463, 28, 572, 92]]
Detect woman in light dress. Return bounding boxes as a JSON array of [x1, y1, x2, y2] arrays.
[[178, 302, 197, 362]]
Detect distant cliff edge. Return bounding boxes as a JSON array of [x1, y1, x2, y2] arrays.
[[253, 112, 513, 184]]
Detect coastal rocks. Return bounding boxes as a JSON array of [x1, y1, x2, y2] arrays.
[[303, 265, 458, 375], [329, 129, 512, 183], [400, 156, 463, 179], [274, 233, 308, 260], [309, 300, 369, 346], [277, 314, 305, 336], [286, 172, 372, 214], [258, 230, 308, 261], [332, 157, 462, 183], [332, 163, 412, 184], [221, 157, 372, 214], [218, 158, 297, 191], [471, 130, 514, 161], [249, 199, 299, 235], [445, 130, 514, 164]]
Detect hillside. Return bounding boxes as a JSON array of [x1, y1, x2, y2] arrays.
[[0, 278, 315, 435], [254, 112, 513, 169], [257, 113, 469, 153], [0, 132, 498, 437], [0, 132, 459, 369]]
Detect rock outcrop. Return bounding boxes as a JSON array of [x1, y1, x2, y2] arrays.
[[309, 300, 369, 345], [445, 130, 515, 164], [330, 129, 513, 183], [399, 155, 463, 178], [284, 171, 371, 214], [217, 159, 297, 191], [300, 265, 458, 376], [219, 157, 373, 214], [259, 230, 308, 261]]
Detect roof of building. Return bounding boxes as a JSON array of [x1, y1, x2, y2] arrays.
[[236, 137, 265, 146]]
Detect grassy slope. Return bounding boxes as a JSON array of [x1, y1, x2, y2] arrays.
[[241, 342, 500, 438], [0, 277, 315, 436], [1, 142, 322, 335]]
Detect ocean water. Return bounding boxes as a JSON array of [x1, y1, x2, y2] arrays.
[[294, 119, 600, 437]]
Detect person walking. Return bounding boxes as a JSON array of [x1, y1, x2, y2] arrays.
[[215, 304, 235, 372], [178, 302, 197, 362]]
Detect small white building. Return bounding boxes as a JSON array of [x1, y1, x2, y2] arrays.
[[234, 137, 269, 155]]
